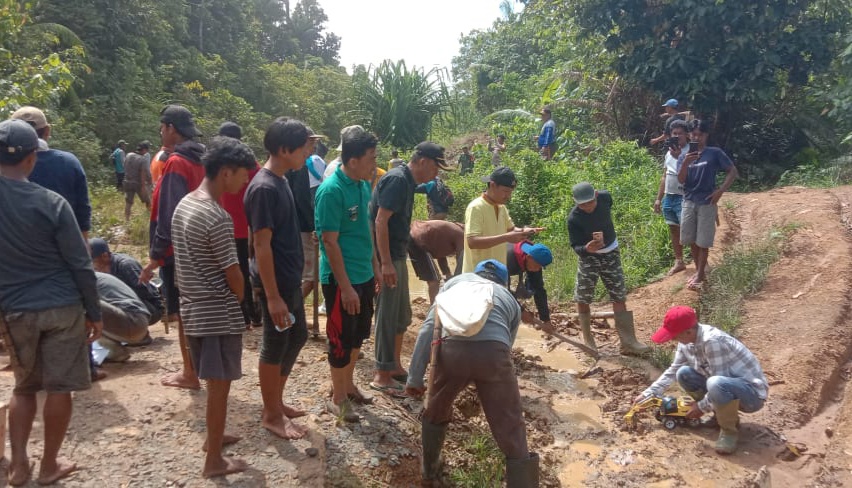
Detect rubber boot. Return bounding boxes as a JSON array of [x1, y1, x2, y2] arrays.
[[506, 452, 540, 488], [578, 312, 597, 351], [714, 400, 740, 454], [614, 311, 651, 356], [421, 421, 448, 485]]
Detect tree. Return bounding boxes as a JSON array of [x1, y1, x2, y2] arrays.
[[352, 60, 450, 148]]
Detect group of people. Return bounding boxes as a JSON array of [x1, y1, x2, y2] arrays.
[[0, 96, 764, 487]]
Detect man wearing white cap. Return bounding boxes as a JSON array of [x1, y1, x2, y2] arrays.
[[650, 98, 685, 146]]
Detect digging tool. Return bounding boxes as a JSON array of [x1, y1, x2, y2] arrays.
[[521, 306, 600, 360], [312, 238, 320, 338], [568, 311, 615, 319]]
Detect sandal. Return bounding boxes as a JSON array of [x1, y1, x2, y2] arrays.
[[326, 400, 360, 423], [687, 281, 703, 291], [391, 372, 408, 383], [368, 381, 407, 398]]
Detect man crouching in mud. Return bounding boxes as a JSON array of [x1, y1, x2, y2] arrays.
[[636, 306, 768, 454], [406, 259, 539, 487]]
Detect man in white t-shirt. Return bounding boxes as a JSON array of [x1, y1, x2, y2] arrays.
[[653, 119, 689, 276]]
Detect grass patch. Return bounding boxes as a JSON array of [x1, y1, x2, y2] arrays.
[[90, 185, 150, 247], [648, 346, 675, 370], [698, 225, 796, 335], [449, 431, 505, 487]]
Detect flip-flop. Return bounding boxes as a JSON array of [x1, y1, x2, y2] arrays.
[[368, 381, 407, 398], [391, 372, 408, 383], [687, 281, 703, 291]]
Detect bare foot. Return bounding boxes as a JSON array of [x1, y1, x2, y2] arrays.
[[667, 261, 686, 276], [262, 415, 307, 439], [160, 371, 201, 390], [203, 456, 248, 478], [202, 433, 242, 452], [8, 460, 32, 486], [36, 458, 76, 486], [281, 403, 307, 418]]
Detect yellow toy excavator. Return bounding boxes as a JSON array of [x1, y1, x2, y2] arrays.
[[624, 395, 701, 430]]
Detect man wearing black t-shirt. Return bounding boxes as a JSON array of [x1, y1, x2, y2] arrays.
[[369, 142, 452, 394]]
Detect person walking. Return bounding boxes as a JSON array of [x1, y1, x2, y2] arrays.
[[112, 140, 127, 190], [122, 141, 152, 220]]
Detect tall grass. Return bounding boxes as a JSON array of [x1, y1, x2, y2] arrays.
[[89, 185, 149, 249], [449, 432, 505, 487]]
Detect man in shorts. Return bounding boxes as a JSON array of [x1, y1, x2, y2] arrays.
[[0, 119, 102, 486], [122, 141, 152, 220], [568, 182, 650, 356], [245, 118, 321, 438], [371, 142, 450, 394], [315, 125, 382, 421], [677, 119, 739, 290], [172, 136, 256, 477], [654, 119, 689, 275], [407, 220, 464, 303]]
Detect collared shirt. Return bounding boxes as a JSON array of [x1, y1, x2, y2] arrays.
[[462, 194, 514, 273], [643, 323, 769, 412]]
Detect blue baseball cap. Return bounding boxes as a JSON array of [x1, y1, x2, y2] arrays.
[[474, 259, 509, 286], [520, 242, 553, 267], [88, 238, 111, 258], [662, 99, 678, 108]]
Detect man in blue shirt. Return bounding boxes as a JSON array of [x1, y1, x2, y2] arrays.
[[112, 140, 127, 190], [677, 119, 739, 290], [536, 106, 556, 160]]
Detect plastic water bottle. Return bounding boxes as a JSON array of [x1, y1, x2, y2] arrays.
[[275, 313, 296, 332]]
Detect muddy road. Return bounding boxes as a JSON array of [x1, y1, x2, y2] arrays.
[[2, 185, 852, 487]]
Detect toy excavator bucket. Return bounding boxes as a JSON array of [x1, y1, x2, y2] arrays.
[[624, 396, 662, 429]]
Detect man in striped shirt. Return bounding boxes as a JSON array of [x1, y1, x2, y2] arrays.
[[172, 136, 257, 478], [637, 306, 768, 455]]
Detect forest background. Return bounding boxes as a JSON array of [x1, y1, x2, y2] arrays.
[[4, 0, 852, 300]]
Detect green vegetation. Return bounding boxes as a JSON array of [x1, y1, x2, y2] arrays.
[[449, 431, 505, 487], [90, 186, 149, 250]]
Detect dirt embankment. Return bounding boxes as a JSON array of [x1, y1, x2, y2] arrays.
[[4, 186, 852, 487]]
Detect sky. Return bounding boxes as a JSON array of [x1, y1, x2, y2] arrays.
[[320, 0, 525, 74]]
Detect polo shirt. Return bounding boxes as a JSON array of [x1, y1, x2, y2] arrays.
[[370, 165, 416, 261], [461, 194, 514, 273], [315, 165, 374, 285]]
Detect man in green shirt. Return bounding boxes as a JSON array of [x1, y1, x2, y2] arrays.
[[315, 125, 382, 421]]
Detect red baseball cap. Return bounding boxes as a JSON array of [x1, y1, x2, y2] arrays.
[[651, 306, 698, 343]]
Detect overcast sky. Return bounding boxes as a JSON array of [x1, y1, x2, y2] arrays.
[[321, 0, 525, 73]]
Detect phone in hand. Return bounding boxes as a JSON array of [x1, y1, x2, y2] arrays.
[[688, 141, 699, 153]]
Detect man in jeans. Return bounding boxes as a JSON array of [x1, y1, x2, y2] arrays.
[[406, 260, 539, 487], [636, 306, 768, 454], [95, 271, 152, 362], [112, 140, 127, 190], [0, 119, 102, 486], [653, 119, 689, 276], [370, 142, 450, 394]]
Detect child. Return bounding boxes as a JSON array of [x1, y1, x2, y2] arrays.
[[171, 136, 257, 477]]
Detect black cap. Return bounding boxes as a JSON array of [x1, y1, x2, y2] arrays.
[[217, 121, 242, 140], [481, 166, 517, 188], [160, 104, 202, 139], [414, 142, 452, 170], [0, 119, 39, 155], [88, 238, 111, 258]]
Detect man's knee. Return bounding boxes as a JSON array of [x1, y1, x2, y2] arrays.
[[676, 366, 707, 391]]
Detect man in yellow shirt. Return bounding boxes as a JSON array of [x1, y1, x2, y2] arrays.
[[462, 167, 542, 273]]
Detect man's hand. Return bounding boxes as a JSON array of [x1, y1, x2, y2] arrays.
[[585, 239, 603, 253], [139, 261, 157, 284], [341, 284, 360, 315], [266, 295, 292, 329], [405, 385, 426, 399], [520, 308, 537, 324], [505, 228, 529, 244], [686, 402, 703, 419], [311, 232, 319, 245], [381, 262, 397, 288], [536, 320, 555, 335], [522, 226, 545, 236], [709, 189, 724, 205], [683, 151, 700, 166], [653, 199, 662, 214], [86, 320, 103, 343]]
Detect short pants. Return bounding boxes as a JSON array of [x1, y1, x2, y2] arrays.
[[123, 183, 150, 205], [187, 334, 243, 381], [680, 200, 718, 249], [322, 278, 375, 368], [159, 263, 180, 316], [301, 232, 317, 282], [408, 240, 440, 282], [257, 287, 308, 376], [573, 249, 627, 304], [662, 194, 683, 226], [1, 304, 91, 394]]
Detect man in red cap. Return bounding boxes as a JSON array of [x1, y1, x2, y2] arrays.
[[635, 306, 768, 454]]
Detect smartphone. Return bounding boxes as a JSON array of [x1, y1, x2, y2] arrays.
[[688, 141, 698, 153]]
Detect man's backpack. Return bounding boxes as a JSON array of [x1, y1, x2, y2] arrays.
[[433, 179, 454, 208]]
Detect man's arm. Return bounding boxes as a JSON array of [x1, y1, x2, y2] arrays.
[[406, 304, 437, 391], [677, 152, 696, 185], [468, 229, 528, 249], [654, 170, 666, 214], [639, 346, 687, 400], [208, 216, 244, 303], [224, 264, 244, 302], [527, 270, 550, 322], [374, 207, 397, 287], [150, 172, 189, 261], [55, 200, 102, 341], [73, 157, 92, 234], [709, 165, 738, 205], [322, 231, 361, 315], [253, 228, 289, 327]]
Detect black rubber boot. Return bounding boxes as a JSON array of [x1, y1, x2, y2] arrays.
[[421, 421, 448, 486], [506, 452, 540, 488]]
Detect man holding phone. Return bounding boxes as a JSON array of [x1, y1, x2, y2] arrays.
[[677, 119, 739, 291], [654, 119, 690, 276], [461, 167, 543, 273], [568, 182, 650, 356]]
